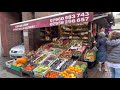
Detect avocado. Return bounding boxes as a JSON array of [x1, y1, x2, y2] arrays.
[[75, 65, 80, 68], [81, 64, 87, 69]]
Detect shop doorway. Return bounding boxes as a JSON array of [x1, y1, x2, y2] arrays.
[[33, 26, 59, 50]]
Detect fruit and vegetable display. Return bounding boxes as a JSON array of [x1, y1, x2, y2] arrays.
[[50, 59, 66, 71], [33, 54, 48, 64], [57, 60, 75, 72], [33, 65, 49, 73], [53, 60, 67, 72], [49, 48, 63, 56], [72, 51, 81, 57], [13, 57, 27, 67], [40, 32, 45, 37], [25, 51, 42, 62], [61, 24, 88, 39], [59, 71, 76, 78], [77, 46, 87, 53], [59, 51, 72, 59], [25, 51, 35, 58], [22, 64, 35, 71], [43, 43, 53, 50], [75, 64, 87, 72], [63, 40, 69, 45], [45, 71, 59, 78], [61, 24, 90, 46], [40, 55, 57, 67], [66, 66, 83, 74], [33, 65, 49, 77], [69, 43, 82, 51], [70, 40, 81, 45]]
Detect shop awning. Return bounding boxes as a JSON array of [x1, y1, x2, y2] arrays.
[[10, 12, 94, 31], [93, 13, 110, 28], [93, 18, 110, 28], [92, 12, 114, 28]]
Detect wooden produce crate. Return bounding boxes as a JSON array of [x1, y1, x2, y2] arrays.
[[21, 63, 37, 76], [33, 65, 50, 78], [72, 61, 88, 78], [10, 65, 22, 72], [45, 70, 60, 78], [73, 61, 88, 66], [5, 60, 15, 68], [5, 67, 23, 77]]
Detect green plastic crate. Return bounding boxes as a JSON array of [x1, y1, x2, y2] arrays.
[[10, 65, 22, 72]]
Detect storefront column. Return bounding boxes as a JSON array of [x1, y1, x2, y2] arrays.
[[22, 12, 34, 53], [23, 30, 29, 53]]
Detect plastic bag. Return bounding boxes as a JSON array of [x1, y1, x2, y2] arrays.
[[84, 49, 96, 62]]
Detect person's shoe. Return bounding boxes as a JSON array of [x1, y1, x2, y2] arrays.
[[104, 68, 108, 72], [103, 66, 108, 72]]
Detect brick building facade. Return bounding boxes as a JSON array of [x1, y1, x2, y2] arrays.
[[0, 12, 22, 57], [0, 12, 61, 56]]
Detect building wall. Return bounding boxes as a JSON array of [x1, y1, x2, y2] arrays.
[[0, 12, 22, 56], [6, 13, 22, 54], [34, 12, 63, 18], [22, 12, 34, 53], [35, 12, 51, 18]]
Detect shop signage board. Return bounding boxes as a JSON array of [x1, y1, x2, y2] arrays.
[[11, 12, 93, 31]]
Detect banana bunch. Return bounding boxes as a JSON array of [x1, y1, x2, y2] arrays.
[[52, 38, 57, 42]]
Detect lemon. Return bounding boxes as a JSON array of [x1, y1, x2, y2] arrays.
[[72, 76, 76, 78], [71, 74, 75, 77]]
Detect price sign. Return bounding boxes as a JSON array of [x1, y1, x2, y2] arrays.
[[50, 12, 93, 26]]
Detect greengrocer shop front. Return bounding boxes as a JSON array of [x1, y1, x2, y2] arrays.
[[7, 12, 113, 78]]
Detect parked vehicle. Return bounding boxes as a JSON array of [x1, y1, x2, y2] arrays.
[[9, 44, 25, 59]]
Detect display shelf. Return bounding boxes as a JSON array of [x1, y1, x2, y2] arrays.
[[63, 30, 71, 32], [63, 33, 71, 35], [73, 29, 88, 32], [60, 24, 90, 46]]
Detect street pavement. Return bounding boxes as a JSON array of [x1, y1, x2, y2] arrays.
[[0, 57, 20, 78], [87, 64, 111, 78]]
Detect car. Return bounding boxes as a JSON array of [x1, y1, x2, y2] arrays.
[[9, 44, 25, 59]]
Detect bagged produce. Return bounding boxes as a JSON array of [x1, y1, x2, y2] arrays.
[[84, 49, 96, 62]]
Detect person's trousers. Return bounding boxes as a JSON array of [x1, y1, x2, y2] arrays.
[[109, 67, 120, 78]]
